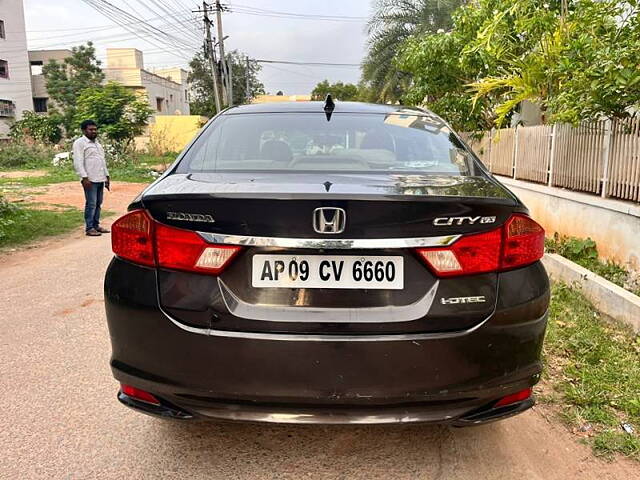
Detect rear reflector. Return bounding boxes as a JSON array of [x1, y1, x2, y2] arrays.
[[111, 209, 242, 275], [121, 384, 161, 405], [416, 214, 544, 277], [494, 387, 532, 407]]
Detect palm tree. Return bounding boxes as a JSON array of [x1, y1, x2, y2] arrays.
[[362, 0, 464, 103]]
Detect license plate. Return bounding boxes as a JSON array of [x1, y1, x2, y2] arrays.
[[251, 255, 404, 289]]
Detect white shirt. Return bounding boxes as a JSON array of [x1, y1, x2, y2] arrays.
[[73, 136, 109, 182]]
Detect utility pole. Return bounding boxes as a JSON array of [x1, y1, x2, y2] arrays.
[[245, 55, 251, 103], [227, 53, 233, 105], [199, 1, 222, 113], [215, 0, 232, 106]]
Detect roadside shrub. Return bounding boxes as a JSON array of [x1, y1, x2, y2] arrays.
[[9, 111, 63, 144], [0, 194, 18, 215], [545, 234, 634, 293], [0, 194, 21, 241], [0, 142, 57, 168], [545, 235, 598, 262]]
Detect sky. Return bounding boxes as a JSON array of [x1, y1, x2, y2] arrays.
[[23, 0, 372, 95]]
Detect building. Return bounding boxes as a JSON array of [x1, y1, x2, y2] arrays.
[[27, 49, 72, 113], [252, 94, 311, 104], [104, 48, 190, 116], [153, 66, 191, 108], [0, 0, 34, 138]]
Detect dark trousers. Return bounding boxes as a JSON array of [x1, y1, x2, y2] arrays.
[[83, 182, 104, 231]]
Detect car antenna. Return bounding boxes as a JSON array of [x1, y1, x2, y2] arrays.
[[324, 94, 335, 121]]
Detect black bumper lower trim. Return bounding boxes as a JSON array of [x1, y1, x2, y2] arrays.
[[117, 391, 194, 420], [116, 389, 535, 426]]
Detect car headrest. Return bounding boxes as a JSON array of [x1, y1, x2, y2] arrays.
[[360, 130, 395, 152], [260, 140, 293, 163]]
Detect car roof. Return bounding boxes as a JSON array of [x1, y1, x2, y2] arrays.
[[222, 101, 437, 116]]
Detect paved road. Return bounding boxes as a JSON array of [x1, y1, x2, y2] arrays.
[[1, 200, 638, 479]]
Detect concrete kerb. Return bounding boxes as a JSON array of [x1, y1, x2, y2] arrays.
[[542, 253, 640, 333]]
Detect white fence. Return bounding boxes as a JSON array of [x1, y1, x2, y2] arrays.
[[461, 117, 640, 203]]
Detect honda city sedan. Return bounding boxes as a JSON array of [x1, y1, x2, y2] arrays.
[[104, 100, 549, 425]]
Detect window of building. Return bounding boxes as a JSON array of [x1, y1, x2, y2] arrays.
[[184, 90, 188, 101], [33, 98, 48, 113], [0, 60, 8, 79], [0, 99, 16, 117], [30, 60, 44, 76], [170, 94, 174, 102], [156, 97, 164, 112], [0, 20, 5, 39]]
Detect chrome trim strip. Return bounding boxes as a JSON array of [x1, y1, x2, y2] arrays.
[[197, 232, 461, 249], [217, 279, 438, 323], [188, 405, 468, 424], [156, 305, 549, 343]]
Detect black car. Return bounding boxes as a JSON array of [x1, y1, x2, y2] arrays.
[[105, 100, 549, 425]]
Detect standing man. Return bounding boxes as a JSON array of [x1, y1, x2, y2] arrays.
[[73, 120, 111, 237]]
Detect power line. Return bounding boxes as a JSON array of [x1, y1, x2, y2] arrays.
[[133, 0, 202, 44], [25, 15, 200, 50], [228, 3, 367, 22], [260, 63, 320, 80], [76, 0, 198, 63], [256, 59, 361, 67]]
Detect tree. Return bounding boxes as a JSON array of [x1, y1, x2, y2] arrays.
[[74, 82, 153, 148], [188, 48, 265, 117], [42, 42, 104, 133], [470, 0, 640, 125], [311, 80, 360, 101], [9, 111, 63, 144], [362, 0, 464, 103], [398, 0, 640, 130]]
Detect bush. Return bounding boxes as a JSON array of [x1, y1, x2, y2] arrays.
[[0, 142, 57, 168], [9, 111, 63, 144], [0, 194, 21, 241], [545, 233, 633, 292]]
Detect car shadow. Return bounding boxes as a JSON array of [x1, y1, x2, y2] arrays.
[[146, 418, 508, 478]]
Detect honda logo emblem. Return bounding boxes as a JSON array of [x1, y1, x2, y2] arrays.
[[313, 207, 346, 234]]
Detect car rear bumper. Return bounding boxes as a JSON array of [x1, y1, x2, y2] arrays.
[[116, 386, 536, 426], [105, 258, 548, 425]]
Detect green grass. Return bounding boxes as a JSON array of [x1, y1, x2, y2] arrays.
[[135, 151, 179, 166], [0, 204, 115, 249], [544, 282, 640, 460], [0, 168, 77, 187], [109, 163, 160, 183], [0, 157, 164, 189], [0, 206, 83, 249]]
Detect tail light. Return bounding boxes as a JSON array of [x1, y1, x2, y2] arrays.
[[111, 209, 241, 274], [501, 214, 545, 269], [417, 214, 544, 277], [111, 210, 155, 267], [155, 222, 241, 274]]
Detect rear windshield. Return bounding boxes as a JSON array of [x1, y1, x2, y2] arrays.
[[177, 112, 475, 175]]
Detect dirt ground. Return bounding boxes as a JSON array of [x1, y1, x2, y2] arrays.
[[0, 187, 638, 479], [8, 180, 147, 214], [0, 169, 48, 179]]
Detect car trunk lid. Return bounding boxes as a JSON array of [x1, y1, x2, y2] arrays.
[[142, 172, 517, 335]]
